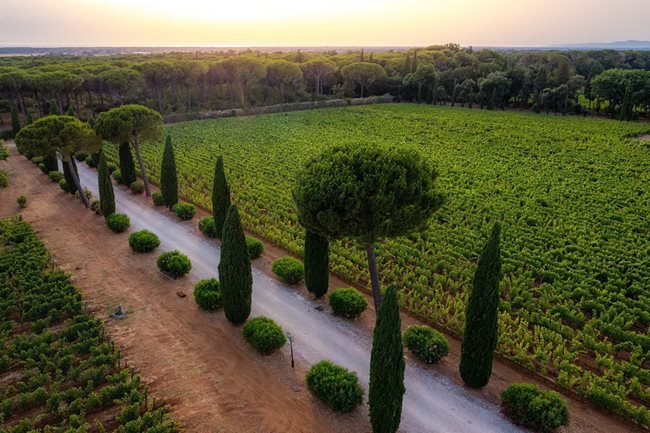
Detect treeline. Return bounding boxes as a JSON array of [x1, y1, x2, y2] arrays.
[[1, 43, 650, 131]]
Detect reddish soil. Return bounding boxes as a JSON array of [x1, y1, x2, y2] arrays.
[[0, 144, 644, 433]]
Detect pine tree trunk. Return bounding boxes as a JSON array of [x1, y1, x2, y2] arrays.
[[133, 141, 151, 197], [67, 159, 89, 208], [367, 245, 382, 312]]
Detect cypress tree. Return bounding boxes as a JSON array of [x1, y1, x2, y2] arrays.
[[304, 230, 329, 298], [98, 152, 115, 217], [63, 158, 79, 195], [212, 156, 231, 238], [160, 134, 178, 208], [11, 104, 20, 137], [369, 285, 405, 433], [49, 101, 59, 115], [118, 142, 137, 186], [25, 110, 33, 125], [219, 205, 252, 325], [619, 82, 634, 121], [460, 222, 503, 388]]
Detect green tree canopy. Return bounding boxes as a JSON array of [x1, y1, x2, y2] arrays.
[[341, 62, 387, 98]]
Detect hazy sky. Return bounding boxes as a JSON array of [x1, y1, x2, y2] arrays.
[[1, 0, 649, 47]]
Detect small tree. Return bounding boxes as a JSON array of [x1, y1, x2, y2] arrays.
[[11, 104, 20, 137], [460, 222, 503, 388], [369, 285, 405, 433], [219, 205, 252, 325], [16, 115, 101, 208], [212, 155, 231, 238], [160, 134, 178, 208], [95, 104, 163, 196], [293, 144, 443, 311], [63, 159, 79, 195], [98, 152, 115, 217], [118, 142, 137, 186], [304, 230, 329, 298]]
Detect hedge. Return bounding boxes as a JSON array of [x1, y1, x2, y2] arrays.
[[128, 230, 160, 253], [271, 257, 304, 284], [501, 383, 569, 433], [305, 360, 364, 412], [403, 325, 449, 363], [105, 213, 130, 233], [242, 317, 286, 355], [157, 250, 192, 278], [193, 278, 222, 311], [328, 288, 367, 319]]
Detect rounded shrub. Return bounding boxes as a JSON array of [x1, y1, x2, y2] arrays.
[[38, 163, 47, 173], [107, 162, 117, 174], [90, 200, 102, 215], [130, 180, 144, 194], [111, 170, 122, 183], [58, 178, 68, 192], [403, 325, 449, 363], [16, 195, 27, 208], [193, 278, 222, 311], [242, 317, 286, 355], [128, 230, 160, 253], [152, 191, 165, 206], [157, 250, 192, 278], [85, 155, 96, 168], [0, 169, 8, 189], [305, 360, 364, 412], [198, 216, 217, 237], [48, 171, 64, 182], [172, 202, 196, 221], [31, 156, 44, 165], [501, 383, 569, 433], [328, 288, 368, 319], [271, 257, 304, 284], [105, 213, 130, 233], [246, 237, 264, 259]]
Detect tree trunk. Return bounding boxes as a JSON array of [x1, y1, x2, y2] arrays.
[[67, 159, 89, 208], [367, 244, 382, 312], [360, 84, 365, 98], [132, 141, 152, 197], [238, 83, 247, 112]]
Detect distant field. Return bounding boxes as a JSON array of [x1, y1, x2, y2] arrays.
[[104, 104, 650, 425]]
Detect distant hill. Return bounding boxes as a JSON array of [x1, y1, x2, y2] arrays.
[[550, 40, 650, 50]]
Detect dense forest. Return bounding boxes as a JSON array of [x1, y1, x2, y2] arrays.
[[1, 44, 650, 134]]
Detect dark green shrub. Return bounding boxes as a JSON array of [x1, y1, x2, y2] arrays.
[[403, 325, 449, 363], [107, 162, 117, 174], [193, 278, 222, 311], [111, 170, 122, 183], [329, 288, 368, 319], [198, 216, 217, 237], [38, 162, 47, 173], [501, 383, 569, 433], [246, 237, 264, 259], [306, 360, 364, 412], [48, 171, 64, 182], [32, 155, 44, 165], [157, 250, 192, 278], [172, 202, 196, 220], [74, 152, 87, 162], [58, 178, 68, 192], [242, 317, 286, 355], [106, 213, 130, 233], [128, 230, 160, 252], [17, 195, 27, 208], [272, 257, 304, 284], [130, 180, 144, 194], [90, 200, 102, 215], [0, 169, 8, 188], [152, 191, 165, 206], [85, 155, 95, 167]]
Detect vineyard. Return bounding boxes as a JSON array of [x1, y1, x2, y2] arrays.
[[103, 103, 650, 426], [0, 218, 175, 433]]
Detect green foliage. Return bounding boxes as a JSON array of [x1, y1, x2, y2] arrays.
[[460, 222, 502, 388], [130, 180, 144, 194], [0, 139, 8, 160], [304, 230, 329, 298], [198, 216, 217, 237], [403, 325, 449, 363], [160, 134, 178, 208], [128, 230, 160, 253], [172, 202, 195, 220], [501, 383, 569, 433], [193, 278, 222, 311], [117, 143, 136, 185], [242, 317, 286, 355], [98, 152, 115, 217], [212, 155, 231, 238], [0, 169, 8, 188], [156, 250, 192, 278], [16, 195, 27, 208], [11, 104, 21, 136], [245, 237, 264, 259], [369, 285, 405, 433], [58, 178, 68, 192], [111, 169, 122, 183], [105, 213, 130, 233], [48, 171, 64, 182], [152, 191, 165, 206], [305, 360, 364, 413], [90, 199, 102, 215], [219, 205, 252, 324], [62, 160, 77, 195], [271, 257, 304, 284], [328, 288, 368, 319]]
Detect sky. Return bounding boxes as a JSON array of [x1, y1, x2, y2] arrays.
[[1, 0, 649, 47]]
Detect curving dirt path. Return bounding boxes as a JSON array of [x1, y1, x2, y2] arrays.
[[1, 143, 643, 433]]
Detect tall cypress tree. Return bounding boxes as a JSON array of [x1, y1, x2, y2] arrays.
[[11, 104, 21, 137], [160, 134, 178, 208], [460, 222, 503, 388], [369, 284, 405, 433], [212, 156, 231, 238], [63, 158, 79, 195], [619, 82, 634, 121], [219, 205, 252, 325], [118, 142, 137, 186], [304, 230, 329, 298], [98, 152, 115, 217]]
